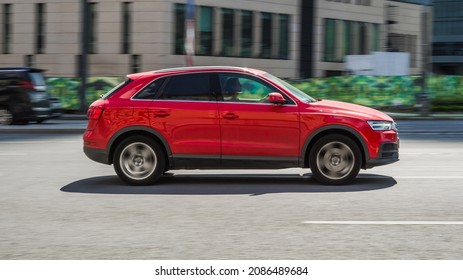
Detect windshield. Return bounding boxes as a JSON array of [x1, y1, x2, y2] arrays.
[[263, 73, 317, 103], [28, 72, 46, 86], [28, 72, 47, 91]]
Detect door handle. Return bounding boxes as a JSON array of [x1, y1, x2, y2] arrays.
[[153, 110, 170, 118], [223, 112, 239, 120]]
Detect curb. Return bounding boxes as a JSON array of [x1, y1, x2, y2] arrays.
[[0, 128, 86, 134]]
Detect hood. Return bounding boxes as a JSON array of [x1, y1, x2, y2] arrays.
[[307, 99, 393, 121]]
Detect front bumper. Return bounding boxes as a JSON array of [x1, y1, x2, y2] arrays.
[[365, 142, 399, 169]]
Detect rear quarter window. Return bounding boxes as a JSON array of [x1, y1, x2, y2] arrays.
[[133, 77, 166, 100], [101, 79, 133, 100]]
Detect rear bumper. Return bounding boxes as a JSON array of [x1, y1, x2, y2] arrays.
[[365, 142, 399, 169], [84, 146, 110, 165]]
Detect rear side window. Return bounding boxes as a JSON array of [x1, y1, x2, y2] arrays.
[[158, 73, 212, 101], [0, 72, 23, 87]]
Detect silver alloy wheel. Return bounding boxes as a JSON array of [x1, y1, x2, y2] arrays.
[[316, 141, 355, 180], [0, 108, 13, 125], [119, 142, 157, 181]]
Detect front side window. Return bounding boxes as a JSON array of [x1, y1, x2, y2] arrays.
[[219, 73, 277, 103], [158, 73, 212, 101]]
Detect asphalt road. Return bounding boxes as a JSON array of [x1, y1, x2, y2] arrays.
[[0, 120, 463, 259]]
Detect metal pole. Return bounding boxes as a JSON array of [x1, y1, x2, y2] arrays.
[[79, 0, 89, 113]]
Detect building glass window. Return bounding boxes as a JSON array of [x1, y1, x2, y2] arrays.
[[371, 23, 380, 52], [278, 14, 290, 59], [24, 55, 35, 67], [197, 6, 213, 56], [350, 21, 359, 55], [2, 4, 12, 54], [121, 2, 132, 54], [222, 8, 234, 56], [325, 19, 380, 62], [174, 3, 185, 55], [35, 3, 46, 54], [241, 10, 253, 57], [343, 20, 351, 56], [324, 18, 336, 61], [359, 22, 368, 55], [89, 2, 98, 54], [130, 54, 141, 73], [260, 12, 272, 58]]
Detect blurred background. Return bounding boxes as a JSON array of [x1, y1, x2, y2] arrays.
[[2, 0, 462, 114]]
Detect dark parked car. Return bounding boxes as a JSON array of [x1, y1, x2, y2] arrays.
[[0, 67, 58, 125]]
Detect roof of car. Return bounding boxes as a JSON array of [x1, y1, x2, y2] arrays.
[[127, 66, 267, 80]]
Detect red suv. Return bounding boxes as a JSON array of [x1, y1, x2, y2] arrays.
[[84, 67, 399, 185]]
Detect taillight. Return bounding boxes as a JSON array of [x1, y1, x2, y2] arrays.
[[21, 81, 35, 90], [87, 106, 104, 120]]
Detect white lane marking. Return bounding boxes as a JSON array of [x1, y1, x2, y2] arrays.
[[0, 153, 27, 156], [302, 221, 463, 225], [393, 176, 463, 179]]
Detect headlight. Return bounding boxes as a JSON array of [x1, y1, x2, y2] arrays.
[[367, 120, 395, 131]]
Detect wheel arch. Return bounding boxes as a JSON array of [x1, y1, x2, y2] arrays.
[[107, 126, 172, 167], [302, 125, 369, 169]]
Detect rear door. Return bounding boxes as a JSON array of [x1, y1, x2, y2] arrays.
[[150, 73, 221, 168]]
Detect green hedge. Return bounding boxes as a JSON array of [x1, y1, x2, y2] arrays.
[[46, 75, 463, 112], [47, 77, 123, 111], [290, 75, 463, 112]]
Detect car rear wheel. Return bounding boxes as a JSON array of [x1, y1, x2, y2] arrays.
[[0, 107, 13, 125], [113, 136, 166, 185], [309, 134, 361, 185]]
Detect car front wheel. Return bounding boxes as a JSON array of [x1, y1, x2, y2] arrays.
[[309, 134, 361, 185], [113, 136, 165, 185]]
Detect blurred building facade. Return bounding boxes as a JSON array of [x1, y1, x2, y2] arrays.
[[432, 0, 463, 74], [0, 0, 427, 78]]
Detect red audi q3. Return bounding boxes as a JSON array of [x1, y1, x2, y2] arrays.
[[84, 67, 399, 185]]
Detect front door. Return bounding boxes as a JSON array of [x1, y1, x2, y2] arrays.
[[217, 73, 300, 168]]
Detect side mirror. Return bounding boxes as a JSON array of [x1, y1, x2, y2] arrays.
[[268, 92, 286, 104]]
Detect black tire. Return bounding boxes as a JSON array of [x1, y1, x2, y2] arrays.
[[309, 134, 362, 185], [113, 136, 166, 186], [0, 107, 14, 125]]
